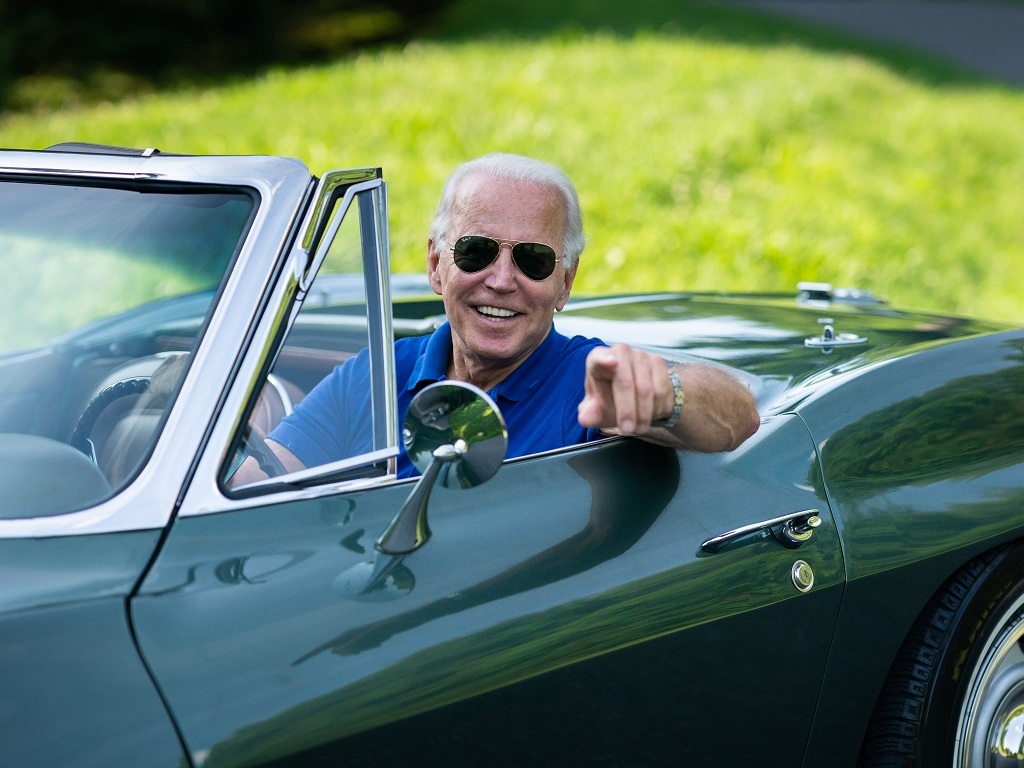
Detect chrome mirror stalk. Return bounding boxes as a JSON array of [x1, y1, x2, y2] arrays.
[[377, 382, 507, 555]]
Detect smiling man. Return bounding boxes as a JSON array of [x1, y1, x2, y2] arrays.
[[239, 153, 759, 482]]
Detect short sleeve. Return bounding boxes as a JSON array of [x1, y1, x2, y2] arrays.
[[269, 348, 373, 467]]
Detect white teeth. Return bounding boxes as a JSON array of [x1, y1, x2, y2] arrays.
[[477, 306, 516, 318]]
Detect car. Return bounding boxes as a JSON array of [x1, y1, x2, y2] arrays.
[[1, 142, 1023, 768]]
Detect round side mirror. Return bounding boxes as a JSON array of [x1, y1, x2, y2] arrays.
[[377, 382, 508, 554], [403, 381, 508, 488]]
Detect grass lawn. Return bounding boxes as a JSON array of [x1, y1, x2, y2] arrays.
[[2, 0, 1022, 322]]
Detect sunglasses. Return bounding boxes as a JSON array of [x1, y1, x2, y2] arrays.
[[450, 235, 558, 281]]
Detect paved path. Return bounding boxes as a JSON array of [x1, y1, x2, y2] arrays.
[[724, 1, 1024, 87]]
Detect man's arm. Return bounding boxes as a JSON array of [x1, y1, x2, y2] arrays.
[[229, 435, 306, 486], [577, 344, 760, 452]]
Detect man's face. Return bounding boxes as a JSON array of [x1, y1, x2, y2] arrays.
[[427, 173, 577, 380]]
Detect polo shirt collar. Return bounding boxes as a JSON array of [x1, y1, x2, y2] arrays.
[[406, 321, 453, 391], [405, 320, 570, 399]]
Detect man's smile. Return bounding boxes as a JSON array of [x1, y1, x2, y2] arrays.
[[475, 305, 519, 320]]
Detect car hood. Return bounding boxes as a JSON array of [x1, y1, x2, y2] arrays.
[[553, 291, 1013, 415], [47, 273, 1012, 418]]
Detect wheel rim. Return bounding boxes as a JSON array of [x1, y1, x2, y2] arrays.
[[957, 594, 1024, 767]]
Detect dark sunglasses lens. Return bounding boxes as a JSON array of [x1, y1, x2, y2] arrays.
[[453, 236, 499, 273], [512, 243, 557, 280]]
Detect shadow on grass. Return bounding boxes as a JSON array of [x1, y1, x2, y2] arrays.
[[425, 0, 997, 90]]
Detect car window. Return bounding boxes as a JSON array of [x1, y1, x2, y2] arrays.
[[0, 178, 254, 518], [224, 185, 394, 491]]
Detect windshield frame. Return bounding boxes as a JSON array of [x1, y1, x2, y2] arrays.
[[0, 150, 314, 539]]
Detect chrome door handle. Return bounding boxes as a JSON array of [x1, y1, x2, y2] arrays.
[[701, 510, 822, 554]]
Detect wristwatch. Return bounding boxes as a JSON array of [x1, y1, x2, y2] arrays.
[[652, 366, 684, 429]]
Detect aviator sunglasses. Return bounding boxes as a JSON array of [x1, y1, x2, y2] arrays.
[[449, 235, 558, 281]]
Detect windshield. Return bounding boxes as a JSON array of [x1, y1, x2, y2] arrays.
[[1, 181, 252, 350], [0, 177, 255, 518]]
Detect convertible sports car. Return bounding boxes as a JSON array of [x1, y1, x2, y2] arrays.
[[1, 144, 1023, 768]]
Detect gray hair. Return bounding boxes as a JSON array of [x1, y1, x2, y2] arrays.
[[428, 152, 586, 268]]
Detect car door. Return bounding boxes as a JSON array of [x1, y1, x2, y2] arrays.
[[131, 175, 845, 768]]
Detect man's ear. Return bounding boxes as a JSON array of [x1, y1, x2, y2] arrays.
[[427, 238, 443, 296], [555, 261, 578, 311]]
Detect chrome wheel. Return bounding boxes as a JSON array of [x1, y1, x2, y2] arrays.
[[956, 594, 1024, 767]]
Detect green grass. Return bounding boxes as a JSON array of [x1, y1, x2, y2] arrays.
[[2, 1, 1022, 322]]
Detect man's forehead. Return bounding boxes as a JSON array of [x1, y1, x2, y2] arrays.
[[453, 172, 565, 220]]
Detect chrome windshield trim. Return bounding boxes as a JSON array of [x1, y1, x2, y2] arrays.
[[0, 166, 162, 180]]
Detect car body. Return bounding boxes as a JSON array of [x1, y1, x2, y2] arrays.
[[1, 144, 1023, 768]]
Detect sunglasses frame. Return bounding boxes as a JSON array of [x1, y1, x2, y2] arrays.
[[447, 234, 559, 281]]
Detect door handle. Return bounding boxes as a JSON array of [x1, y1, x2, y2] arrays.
[[701, 510, 822, 554]]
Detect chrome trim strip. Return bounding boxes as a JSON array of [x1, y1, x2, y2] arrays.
[[364, 183, 397, 461], [300, 167, 381, 254], [0, 167, 161, 180], [299, 177, 381, 289], [238, 448, 397, 490]]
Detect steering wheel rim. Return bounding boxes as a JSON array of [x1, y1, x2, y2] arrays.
[[70, 377, 151, 460]]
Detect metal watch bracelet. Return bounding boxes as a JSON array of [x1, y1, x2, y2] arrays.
[[652, 367, 684, 428]]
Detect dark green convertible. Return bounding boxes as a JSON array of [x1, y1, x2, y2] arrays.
[[2, 144, 1022, 768]]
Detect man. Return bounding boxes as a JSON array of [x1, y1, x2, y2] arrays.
[[238, 153, 759, 483]]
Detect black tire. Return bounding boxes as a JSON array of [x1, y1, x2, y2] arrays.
[[860, 542, 1024, 767]]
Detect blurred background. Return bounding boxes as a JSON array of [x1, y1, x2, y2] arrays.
[[1, 0, 1021, 322]]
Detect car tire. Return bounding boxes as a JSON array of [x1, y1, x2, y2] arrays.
[[860, 542, 1024, 767]]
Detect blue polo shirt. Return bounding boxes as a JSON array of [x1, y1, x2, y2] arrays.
[[270, 322, 606, 478]]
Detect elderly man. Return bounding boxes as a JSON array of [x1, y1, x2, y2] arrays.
[[240, 153, 759, 482]]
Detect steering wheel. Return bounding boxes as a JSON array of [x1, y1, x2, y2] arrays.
[[70, 377, 151, 460]]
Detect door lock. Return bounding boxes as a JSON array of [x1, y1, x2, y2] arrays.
[[772, 511, 822, 548]]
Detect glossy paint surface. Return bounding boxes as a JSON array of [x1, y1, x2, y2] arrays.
[[0, 532, 185, 768], [135, 416, 841, 767], [556, 296, 1024, 765], [801, 329, 1024, 765]]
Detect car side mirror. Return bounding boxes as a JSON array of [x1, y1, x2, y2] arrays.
[[376, 382, 508, 554]]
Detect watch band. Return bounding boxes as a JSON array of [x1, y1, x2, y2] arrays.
[[652, 367, 684, 429]]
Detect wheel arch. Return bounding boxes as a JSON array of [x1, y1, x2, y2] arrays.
[[857, 537, 1024, 766]]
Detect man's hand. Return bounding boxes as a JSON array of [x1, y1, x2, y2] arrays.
[[578, 344, 760, 452], [229, 431, 306, 487], [578, 345, 675, 436]]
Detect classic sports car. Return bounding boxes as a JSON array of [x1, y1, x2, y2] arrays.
[[1, 144, 1023, 768]]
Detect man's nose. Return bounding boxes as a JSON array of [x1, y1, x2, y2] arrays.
[[484, 244, 518, 287]]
